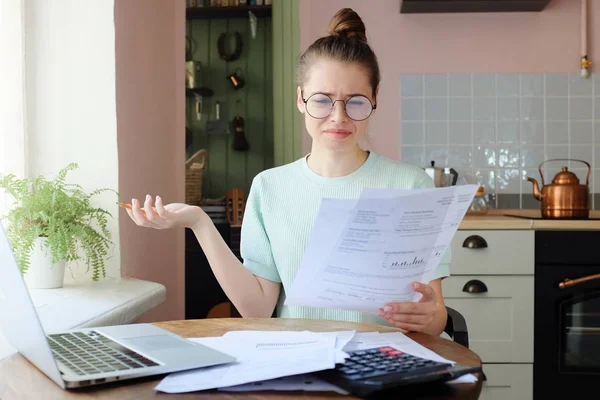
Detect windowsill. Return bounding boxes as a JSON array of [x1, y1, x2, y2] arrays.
[[0, 277, 166, 360]]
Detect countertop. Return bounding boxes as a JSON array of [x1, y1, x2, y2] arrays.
[[0, 277, 166, 361], [459, 209, 600, 230]]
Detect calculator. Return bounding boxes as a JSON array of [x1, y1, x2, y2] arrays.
[[314, 346, 481, 397]]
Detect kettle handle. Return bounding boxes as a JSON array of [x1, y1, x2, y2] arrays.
[[449, 168, 458, 185], [538, 159, 591, 187]]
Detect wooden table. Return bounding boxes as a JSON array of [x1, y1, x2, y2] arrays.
[[0, 318, 483, 400]]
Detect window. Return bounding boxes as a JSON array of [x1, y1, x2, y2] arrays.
[[0, 0, 27, 215]]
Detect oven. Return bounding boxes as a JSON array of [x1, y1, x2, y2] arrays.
[[534, 230, 600, 399]]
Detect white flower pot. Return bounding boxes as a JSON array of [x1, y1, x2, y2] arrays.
[[23, 237, 66, 289]]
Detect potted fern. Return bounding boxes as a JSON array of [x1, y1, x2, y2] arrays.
[[0, 163, 117, 288]]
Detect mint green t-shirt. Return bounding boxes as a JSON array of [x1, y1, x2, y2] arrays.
[[240, 152, 451, 325]]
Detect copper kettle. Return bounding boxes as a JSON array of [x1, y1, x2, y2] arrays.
[[526, 159, 591, 219]]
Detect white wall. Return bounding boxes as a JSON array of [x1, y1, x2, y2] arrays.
[[24, 0, 120, 281]]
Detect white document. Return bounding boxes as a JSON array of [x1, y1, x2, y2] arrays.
[[214, 330, 354, 363], [286, 185, 478, 314], [154, 330, 354, 394]]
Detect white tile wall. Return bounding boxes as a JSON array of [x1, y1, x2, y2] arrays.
[[400, 73, 600, 207]]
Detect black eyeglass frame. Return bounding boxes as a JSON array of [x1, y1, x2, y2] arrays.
[[301, 91, 377, 121]]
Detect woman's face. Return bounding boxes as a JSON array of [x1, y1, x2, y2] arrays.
[[297, 59, 377, 153]]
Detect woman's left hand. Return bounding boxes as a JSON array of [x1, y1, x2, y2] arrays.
[[378, 282, 439, 332]]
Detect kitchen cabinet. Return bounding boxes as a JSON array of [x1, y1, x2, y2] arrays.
[[478, 364, 533, 400], [449, 230, 534, 275], [448, 213, 600, 400], [445, 228, 535, 400], [444, 275, 533, 363]]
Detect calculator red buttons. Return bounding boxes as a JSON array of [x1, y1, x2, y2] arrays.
[[379, 347, 395, 353], [388, 350, 404, 356]]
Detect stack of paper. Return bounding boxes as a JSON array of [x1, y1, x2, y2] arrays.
[[154, 330, 477, 394], [154, 330, 354, 393]]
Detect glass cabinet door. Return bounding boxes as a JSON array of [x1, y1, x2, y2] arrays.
[[560, 291, 600, 372]]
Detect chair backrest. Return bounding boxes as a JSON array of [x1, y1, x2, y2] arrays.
[[444, 306, 469, 348]]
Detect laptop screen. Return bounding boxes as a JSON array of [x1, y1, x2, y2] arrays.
[[0, 221, 65, 388]]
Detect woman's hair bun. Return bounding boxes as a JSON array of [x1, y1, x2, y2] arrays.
[[327, 8, 367, 42]]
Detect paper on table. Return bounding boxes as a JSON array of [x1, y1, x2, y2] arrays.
[[154, 331, 353, 393], [312, 330, 355, 362], [447, 374, 479, 384], [218, 331, 476, 394], [286, 185, 478, 314], [215, 330, 354, 363]]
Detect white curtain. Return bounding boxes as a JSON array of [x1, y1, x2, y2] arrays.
[[0, 0, 27, 216]]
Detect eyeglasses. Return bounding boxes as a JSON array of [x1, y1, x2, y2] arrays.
[[301, 91, 376, 121]]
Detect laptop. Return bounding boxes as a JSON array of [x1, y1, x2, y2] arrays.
[[0, 221, 236, 389]]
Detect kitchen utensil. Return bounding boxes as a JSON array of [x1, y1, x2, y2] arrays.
[[185, 60, 214, 96], [227, 69, 245, 90], [231, 100, 249, 151], [218, 31, 243, 62], [186, 126, 192, 150], [185, 61, 202, 89], [526, 159, 591, 219], [442, 167, 459, 187], [466, 186, 489, 216], [186, 36, 195, 62], [194, 93, 203, 121], [424, 161, 459, 187], [205, 101, 229, 135], [424, 161, 443, 187], [185, 60, 213, 122], [249, 11, 257, 39]]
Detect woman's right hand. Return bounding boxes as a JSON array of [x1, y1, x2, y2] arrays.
[[126, 194, 207, 230]]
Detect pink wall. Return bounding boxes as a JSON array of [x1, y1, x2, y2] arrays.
[[115, 0, 185, 322], [300, 0, 600, 159]]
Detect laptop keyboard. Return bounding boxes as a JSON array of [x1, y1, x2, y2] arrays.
[[47, 331, 159, 376]]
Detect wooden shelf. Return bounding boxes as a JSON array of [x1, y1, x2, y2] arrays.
[[186, 5, 272, 20], [400, 0, 551, 13]]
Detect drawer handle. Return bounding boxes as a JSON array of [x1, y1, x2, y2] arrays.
[[462, 279, 488, 293], [462, 235, 488, 249]]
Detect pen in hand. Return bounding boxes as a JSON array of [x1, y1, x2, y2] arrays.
[[116, 202, 155, 215]]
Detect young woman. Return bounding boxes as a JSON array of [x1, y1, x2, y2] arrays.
[[127, 8, 450, 336]]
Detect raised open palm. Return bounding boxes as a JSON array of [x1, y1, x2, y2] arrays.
[[126, 195, 205, 230]]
